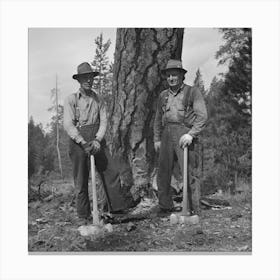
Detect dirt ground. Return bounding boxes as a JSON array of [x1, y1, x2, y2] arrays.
[[28, 179, 252, 253]]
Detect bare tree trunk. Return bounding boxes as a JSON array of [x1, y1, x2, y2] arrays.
[[109, 28, 184, 192], [99, 64, 102, 95], [201, 143, 204, 178], [55, 75, 63, 178]]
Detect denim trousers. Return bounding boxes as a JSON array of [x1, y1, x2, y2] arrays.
[[157, 123, 201, 213], [69, 125, 133, 218]]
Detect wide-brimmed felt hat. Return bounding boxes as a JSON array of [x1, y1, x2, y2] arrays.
[[161, 59, 187, 75], [72, 62, 100, 80]]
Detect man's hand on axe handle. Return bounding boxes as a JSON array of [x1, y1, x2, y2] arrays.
[[81, 141, 92, 154], [81, 139, 101, 154], [90, 139, 101, 154], [179, 134, 193, 148]]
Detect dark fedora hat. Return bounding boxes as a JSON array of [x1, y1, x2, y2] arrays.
[[72, 62, 100, 80], [161, 59, 187, 75]]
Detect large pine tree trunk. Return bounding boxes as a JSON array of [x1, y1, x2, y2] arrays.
[[108, 28, 184, 193]]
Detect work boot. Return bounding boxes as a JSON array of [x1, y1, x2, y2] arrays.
[[126, 196, 141, 210], [151, 205, 182, 218], [191, 207, 201, 216], [110, 209, 130, 216], [109, 197, 141, 216]]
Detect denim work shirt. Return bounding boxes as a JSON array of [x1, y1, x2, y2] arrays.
[[63, 89, 107, 144], [153, 84, 208, 142]]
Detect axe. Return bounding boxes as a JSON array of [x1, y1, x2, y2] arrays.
[[170, 145, 199, 225], [90, 154, 100, 225]]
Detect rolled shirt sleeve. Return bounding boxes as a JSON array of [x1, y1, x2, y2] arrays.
[[95, 99, 107, 141], [187, 87, 208, 137], [63, 94, 85, 144]]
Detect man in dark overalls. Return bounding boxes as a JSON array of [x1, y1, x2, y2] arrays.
[[154, 59, 208, 216], [64, 62, 137, 225]]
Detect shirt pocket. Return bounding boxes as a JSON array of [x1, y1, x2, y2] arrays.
[[164, 104, 170, 112], [176, 100, 185, 111], [176, 97, 186, 121], [176, 109, 185, 122]]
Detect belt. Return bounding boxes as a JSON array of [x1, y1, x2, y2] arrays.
[[165, 121, 191, 128], [76, 123, 100, 142], [76, 122, 100, 129], [165, 121, 183, 125]]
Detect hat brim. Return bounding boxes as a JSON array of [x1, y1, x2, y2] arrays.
[[72, 71, 100, 80], [161, 68, 187, 75]]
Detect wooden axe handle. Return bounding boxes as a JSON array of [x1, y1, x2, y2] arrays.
[[90, 155, 99, 225], [182, 146, 188, 215]]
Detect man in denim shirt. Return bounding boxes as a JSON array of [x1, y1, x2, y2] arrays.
[[154, 59, 208, 216], [64, 62, 137, 225]]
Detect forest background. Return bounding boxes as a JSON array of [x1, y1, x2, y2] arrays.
[[28, 28, 251, 199]]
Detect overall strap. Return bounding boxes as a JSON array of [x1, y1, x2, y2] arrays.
[[182, 85, 193, 114], [74, 91, 102, 128], [161, 90, 169, 109], [74, 92, 80, 126], [161, 90, 169, 126], [93, 92, 101, 124]]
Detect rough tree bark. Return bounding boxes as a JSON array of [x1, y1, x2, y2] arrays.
[[108, 28, 184, 193], [55, 75, 63, 178]]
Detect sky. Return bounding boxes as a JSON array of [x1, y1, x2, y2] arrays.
[[29, 28, 227, 129]]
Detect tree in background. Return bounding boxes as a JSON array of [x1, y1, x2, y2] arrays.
[[47, 76, 73, 179], [201, 28, 252, 194], [48, 75, 63, 178], [46, 104, 73, 179], [91, 33, 113, 107], [216, 28, 252, 119], [28, 117, 54, 179], [217, 28, 252, 183], [109, 28, 184, 196], [192, 69, 207, 180], [193, 68, 206, 96]]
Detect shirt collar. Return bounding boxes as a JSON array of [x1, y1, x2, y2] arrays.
[[168, 83, 185, 96], [77, 89, 94, 99]]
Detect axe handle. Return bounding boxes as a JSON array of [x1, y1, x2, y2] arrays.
[[90, 155, 99, 225], [182, 146, 188, 215]]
